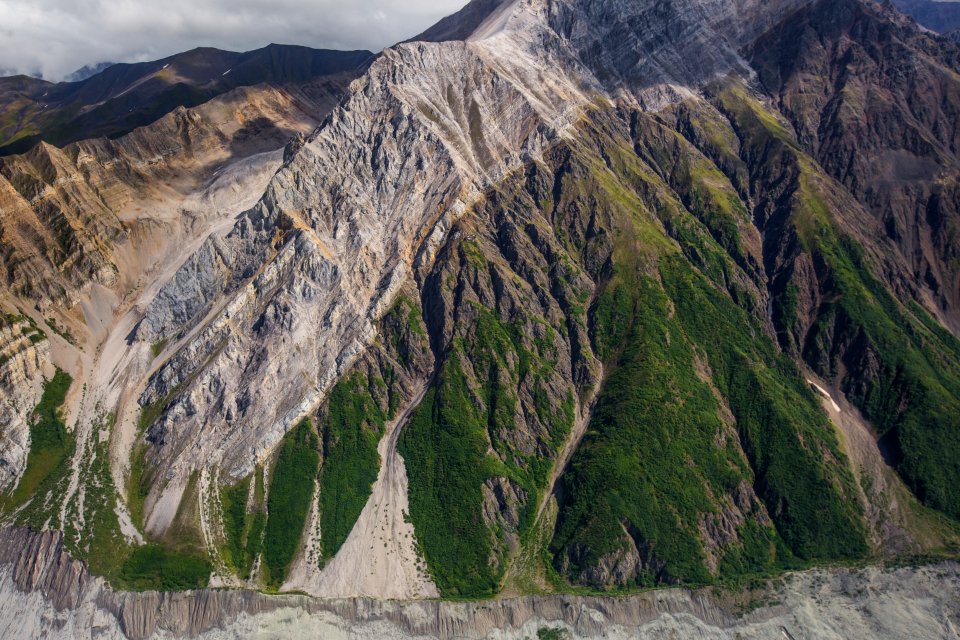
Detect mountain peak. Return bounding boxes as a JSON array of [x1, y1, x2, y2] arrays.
[[411, 0, 519, 42]]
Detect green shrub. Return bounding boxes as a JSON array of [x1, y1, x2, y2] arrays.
[[118, 544, 211, 591], [553, 273, 771, 586], [399, 300, 568, 597], [399, 365, 501, 597], [661, 256, 869, 561], [220, 476, 252, 574], [318, 375, 385, 558], [262, 420, 319, 587], [804, 230, 960, 520]]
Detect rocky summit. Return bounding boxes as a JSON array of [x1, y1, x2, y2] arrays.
[[1, 0, 959, 638]]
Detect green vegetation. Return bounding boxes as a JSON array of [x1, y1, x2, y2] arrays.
[[383, 294, 428, 368], [399, 296, 575, 596], [1, 312, 46, 344], [62, 415, 134, 582], [118, 544, 211, 591], [542, 109, 871, 589], [150, 338, 169, 359], [126, 441, 150, 530], [60, 414, 211, 592], [220, 475, 253, 574], [45, 316, 75, 344], [716, 81, 960, 523], [318, 375, 385, 559], [400, 365, 501, 597], [8, 386, 211, 593], [553, 252, 867, 588], [219, 468, 267, 579], [262, 420, 320, 587], [805, 225, 960, 520], [553, 271, 780, 586], [246, 469, 267, 570], [2, 369, 74, 518], [662, 256, 869, 561]]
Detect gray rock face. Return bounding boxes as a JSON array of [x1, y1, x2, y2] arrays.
[[0, 319, 49, 492], [132, 3, 598, 532], [545, 0, 814, 104]]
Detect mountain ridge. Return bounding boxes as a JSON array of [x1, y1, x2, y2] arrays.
[[0, 43, 372, 155]]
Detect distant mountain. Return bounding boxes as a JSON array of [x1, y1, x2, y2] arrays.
[[63, 62, 116, 83], [894, 0, 960, 32], [0, 44, 372, 155]]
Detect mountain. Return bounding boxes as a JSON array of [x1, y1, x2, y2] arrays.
[[63, 62, 116, 83], [894, 0, 960, 32], [0, 44, 372, 155], [1, 0, 959, 637]]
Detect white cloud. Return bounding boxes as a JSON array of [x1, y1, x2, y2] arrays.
[[0, 0, 467, 80]]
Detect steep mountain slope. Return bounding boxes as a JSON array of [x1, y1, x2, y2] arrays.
[[745, 0, 960, 520], [0, 314, 50, 493], [0, 45, 371, 155], [0, 81, 343, 308], [750, 0, 960, 328], [1, 0, 959, 614], [0, 47, 362, 576]]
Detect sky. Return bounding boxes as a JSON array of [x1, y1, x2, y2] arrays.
[[0, 0, 467, 81]]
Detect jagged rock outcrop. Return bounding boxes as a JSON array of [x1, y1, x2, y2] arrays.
[[0, 316, 49, 492], [545, 0, 813, 104]]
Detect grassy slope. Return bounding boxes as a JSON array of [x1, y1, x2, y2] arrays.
[[318, 375, 385, 560], [399, 251, 578, 597], [552, 270, 781, 587], [400, 104, 875, 595], [219, 468, 267, 580], [547, 117, 868, 588], [712, 84, 960, 522], [262, 419, 320, 587], [220, 475, 253, 573]]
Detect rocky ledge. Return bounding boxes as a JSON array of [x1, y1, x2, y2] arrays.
[[0, 527, 957, 639]]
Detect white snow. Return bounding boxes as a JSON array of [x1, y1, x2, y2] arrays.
[[806, 379, 842, 413]]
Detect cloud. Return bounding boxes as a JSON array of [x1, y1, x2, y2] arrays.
[[0, 0, 467, 80]]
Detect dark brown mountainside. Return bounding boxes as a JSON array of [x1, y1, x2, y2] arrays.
[[0, 44, 371, 155], [750, 0, 960, 331]]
